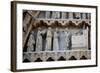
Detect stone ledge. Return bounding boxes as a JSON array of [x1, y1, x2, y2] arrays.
[[23, 50, 91, 62]]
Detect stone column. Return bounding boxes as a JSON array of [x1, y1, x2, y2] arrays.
[[51, 11, 56, 19], [68, 12, 73, 19], [23, 13, 31, 32], [41, 29, 47, 51], [61, 12, 66, 19], [64, 28, 69, 50], [45, 27, 52, 51], [88, 13, 91, 19], [45, 11, 50, 19], [56, 11, 60, 19], [27, 31, 35, 52], [67, 32, 72, 50], [82, 13, 86, 19], [36, 28, 42, 52], [74, 12, 80, 19], [53, 28, 59, 51], [83, 27, 89, 50], [51, 11, 60, 19]]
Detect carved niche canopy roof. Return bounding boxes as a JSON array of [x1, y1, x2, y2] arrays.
[[32, 20, 90, 29]]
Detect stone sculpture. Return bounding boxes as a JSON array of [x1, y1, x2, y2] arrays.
[[53, 28, 59, 51], [27, 31, 35, 52], [45, 27, 52, 51], [36, 28, 43, 51]]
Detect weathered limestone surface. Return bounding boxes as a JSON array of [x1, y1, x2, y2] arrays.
[[45, 28, 52, 51], [27, 31, 35, 52], [36, 28, 43, 51], [23, 11, 91, 62], [53, 28, 59, 51], [23, 51, 91, 62]]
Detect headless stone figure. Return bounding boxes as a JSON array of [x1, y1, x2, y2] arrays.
[[27, 31, 35, 52], [45, 27, 52, 51], [58, 29, 66, 50], [53, 28, 59, 51], [36, 28, 42, 52]]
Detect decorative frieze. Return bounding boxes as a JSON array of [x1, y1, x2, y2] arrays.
[[23, 50, 91, 62], [23, 11, 91, 63]]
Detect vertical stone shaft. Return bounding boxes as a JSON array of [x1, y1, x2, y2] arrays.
[[75, 12, 80, 19], [69, 12, 73, 19], [82, 13, 86, 19], [45, 11, 50, 19], [61, 12, 66, 19], [52, 11, 60, 19]]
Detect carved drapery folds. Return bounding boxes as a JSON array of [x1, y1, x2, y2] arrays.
[[26, 20, 90, 52], [23, 11, 91, 62]]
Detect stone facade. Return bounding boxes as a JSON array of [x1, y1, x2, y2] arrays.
[[23, 11, 91, 62]]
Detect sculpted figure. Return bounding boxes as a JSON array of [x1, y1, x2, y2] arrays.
[[45, 27, 52, 51], [27, 31, 35, 52], [36, 28, 42, 51]]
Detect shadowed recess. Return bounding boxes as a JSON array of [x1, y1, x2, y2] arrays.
[[58, 56, 66, 61], [34, 58, 42, 62], [23, 58, 30, 62], [80, 55, 87, 60], [46, 57, 54, 61], [69, 56, 77, 60]]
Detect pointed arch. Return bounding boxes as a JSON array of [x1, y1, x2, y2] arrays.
[[80, 55, 87, 60], [23, 58, 30, 62], [58, 56, 66, 61], [46, 57, 55, 61], [69, 56, 77, 60]]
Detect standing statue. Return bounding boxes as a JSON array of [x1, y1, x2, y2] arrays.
[[27, 31, 35, 52], [58, 29, 66, 50], [45, 27, 52, 51], [53, 28, 59, 51], [36, 28, 43, 52]]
